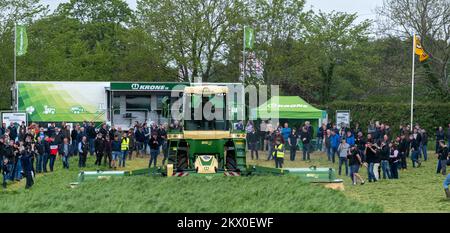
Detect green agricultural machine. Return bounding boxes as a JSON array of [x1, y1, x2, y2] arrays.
[[75, 84, 343, 189], [164, 85, 247, 176]]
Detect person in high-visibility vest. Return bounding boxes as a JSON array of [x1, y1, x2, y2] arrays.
[[120, 132, 129, 167], [273, 139, 285, 168]]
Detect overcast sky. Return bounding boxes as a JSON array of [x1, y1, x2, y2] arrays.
[[42, 0, 383, 22]]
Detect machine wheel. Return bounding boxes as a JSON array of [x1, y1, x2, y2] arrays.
[[226, 155, 238, 171], [177, 154, 189, 170]]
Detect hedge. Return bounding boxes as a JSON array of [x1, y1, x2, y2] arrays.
[[318, 101, 450, 136]]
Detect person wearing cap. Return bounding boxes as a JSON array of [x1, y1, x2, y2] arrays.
[[273, 139, 285, 168]]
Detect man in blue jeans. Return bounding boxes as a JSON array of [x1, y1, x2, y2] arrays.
[[443, 172, 450, 199], [148, 133, 160, 170], [337, 138, 349, 176], [365, 141, 378, 182], [330, 131, 340, 164], [299, 127, 311, 161], [420, 129, 428, 161], [380, 140, 391, 179], [86, 122, 97, 156], [410, 134, 421, 168]]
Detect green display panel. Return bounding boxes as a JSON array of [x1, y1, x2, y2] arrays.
[[17, 82, 109, 122]]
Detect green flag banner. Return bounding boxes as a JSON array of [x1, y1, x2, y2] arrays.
[[16, 25, 28, 56], [244, 26, 254, 49]]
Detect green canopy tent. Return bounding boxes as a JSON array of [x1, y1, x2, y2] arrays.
[[252, 96, 327, 150], [255, 96, 324, 120]]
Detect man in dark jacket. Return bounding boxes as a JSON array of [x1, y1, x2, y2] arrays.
[[104, 135, 112, 168], [148, 133, 160, 169], [71, 125, 79, 156], [78, 136, 89, 168], [134, 127, 145, 157], [420, 129, 428, 161], [58, 137, 72, 169], [54, 128, 64, 145], [42, 136, 51, 173], [94, 133, 105, 166], [143, 123, 150, 155], [159, 125, 168, 165], [365, 141, 378, 182], [47, 122, 56, 138], [99, 123, 108, 139], [20, 146, 34, 189], [436, 127, 445, 153], [248, 128, 259, 160], [7, 122, 17, 142], [300, 127, 311, 161], [2, 157, 8, 189], [4, 140, 15, 181], [111, 135, 121, 169], [436, 140, 448, 175], [380, 138, 391, 179], [35, 136, 45, 173], [410, 134, 421, 168], [86, 122, 97, 156]]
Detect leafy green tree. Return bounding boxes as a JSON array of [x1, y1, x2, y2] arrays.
[[303, 11, 371, 104], [137, 0, 245, 82]]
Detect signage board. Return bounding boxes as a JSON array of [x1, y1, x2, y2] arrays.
[[336, 110, 350, 129], [2, 112, 27, 126]]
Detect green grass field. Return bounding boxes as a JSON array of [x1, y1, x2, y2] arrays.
[[0, 150, 447, 213]]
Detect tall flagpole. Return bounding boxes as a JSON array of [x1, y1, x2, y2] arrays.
[[410, 32, 415, 128], [13, 23, 17, 111], [242, 26, 246, 83]]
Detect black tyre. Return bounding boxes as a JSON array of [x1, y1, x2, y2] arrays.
[[226, 155, 237, 171], [177, 153, 189, 170]]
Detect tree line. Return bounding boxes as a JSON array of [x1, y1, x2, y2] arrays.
[[0, 0, 448, 110]]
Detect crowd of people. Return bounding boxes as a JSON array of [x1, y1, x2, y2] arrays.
[[244, 120, 450, 186], [0, 120, 182, 189], [1, 118, 449, 193]]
